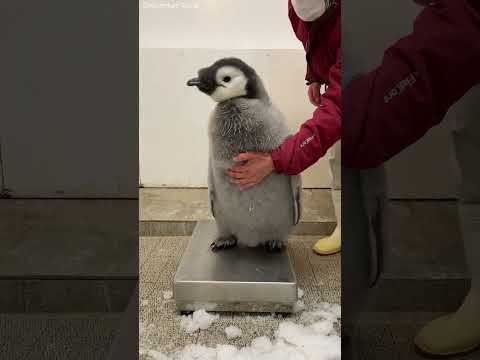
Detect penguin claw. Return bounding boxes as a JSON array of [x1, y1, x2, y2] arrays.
[[265, 240, 285, 253], [210, 241, 222, 252], [210, 236, 237, 252]]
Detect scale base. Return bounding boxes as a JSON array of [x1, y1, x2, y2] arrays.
[[174, 221, 298, 313]]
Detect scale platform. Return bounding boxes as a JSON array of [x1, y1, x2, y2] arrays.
[[174, 221, 297, 313]]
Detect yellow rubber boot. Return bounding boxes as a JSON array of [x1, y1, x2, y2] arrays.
[[415, 204, 480, 356], [414, 311, 480, 356], [313, 189, 341, 255], [313, 226, 341, 255]]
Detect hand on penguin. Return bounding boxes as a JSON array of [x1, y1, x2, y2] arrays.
[[226, 152, 275, 190]]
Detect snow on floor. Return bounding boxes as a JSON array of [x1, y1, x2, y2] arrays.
[[140, 302, 341, 360], [300, 303, 341, 325]]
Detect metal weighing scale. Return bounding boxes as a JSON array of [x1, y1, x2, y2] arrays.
[[174, 221, 298, 313]]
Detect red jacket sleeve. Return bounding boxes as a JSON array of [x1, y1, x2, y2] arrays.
[[287, 0, 319, 84], [344, 0, 480, 169], [271, 48, 342, 175]]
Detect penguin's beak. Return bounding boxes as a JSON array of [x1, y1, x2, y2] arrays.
[[187, 77, 202, 87], [187, 74, 215, 94]]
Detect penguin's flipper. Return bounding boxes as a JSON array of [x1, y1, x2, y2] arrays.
[[290, 175, 302, 225], [208, 157, 216, 218]]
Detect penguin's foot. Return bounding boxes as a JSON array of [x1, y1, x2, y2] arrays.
[[414, 293, 480, 356], [265, 239, 285, 253], [210, 235, 237, 252]]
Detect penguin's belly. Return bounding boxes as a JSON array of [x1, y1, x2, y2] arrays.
[[212, 166, 294, 247]]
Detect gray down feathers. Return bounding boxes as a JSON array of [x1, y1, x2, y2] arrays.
[[205, 58, 302, 249]]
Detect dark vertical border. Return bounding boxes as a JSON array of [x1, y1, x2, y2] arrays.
[[1, 0, 139, 358]]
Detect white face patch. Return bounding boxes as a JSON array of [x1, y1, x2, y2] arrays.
[[210, 66, 248, 102]]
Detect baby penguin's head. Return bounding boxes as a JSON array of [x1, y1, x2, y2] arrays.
[[187, 58, 267, 103]]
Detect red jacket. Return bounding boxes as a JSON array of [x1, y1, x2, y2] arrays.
[[343, 0, 480, 168], [270, 0, 341, 175]]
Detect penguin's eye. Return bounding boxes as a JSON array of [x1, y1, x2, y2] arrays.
[[223, 76, 231, 83]]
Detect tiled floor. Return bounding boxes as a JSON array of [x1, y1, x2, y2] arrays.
[[0, 313, 120, 360], [354, 312, 480, 359], [2, 192, 474, 358], [0, 199, 137, 278]]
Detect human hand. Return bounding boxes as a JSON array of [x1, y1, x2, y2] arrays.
[[226, 152, 274, 190], [308, 82, 322, 106]]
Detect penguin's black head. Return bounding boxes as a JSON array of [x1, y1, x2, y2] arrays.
[[186, 58, 263, 102]]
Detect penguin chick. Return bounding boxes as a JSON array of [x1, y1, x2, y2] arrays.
[[187, 57, 301, 251]]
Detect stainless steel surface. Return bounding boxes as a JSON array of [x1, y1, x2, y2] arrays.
[[174, 221, 297, 312]]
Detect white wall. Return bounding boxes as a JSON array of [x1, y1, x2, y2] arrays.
[[140, 0, 303, 50], [139, 0, 332, 188]]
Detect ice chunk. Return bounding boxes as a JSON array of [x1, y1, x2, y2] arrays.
[[224, 325, 242, 339], [163, 291, 173, 300], [174, 344, 216, 360], [140, 349, 171, 360], [310, 320, 334, 336], [180, 309, 220, 334], [300, 302, 341, 325], [216, 345, 238, 360], [297, 288, 304, 299], [293, 300, 305, 313], [251, 336, 272, 352]]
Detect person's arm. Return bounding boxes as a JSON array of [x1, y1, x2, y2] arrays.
[[344, 0, 480, 169], [227, 50, 341, 189], [270, 48, 342, 175]]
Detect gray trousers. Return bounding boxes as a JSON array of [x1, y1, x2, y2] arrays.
[[328, 140, 341, 228], [452, 86, 480, 204], [328, 140, 341, 190], [452, 86, 480, 295]]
